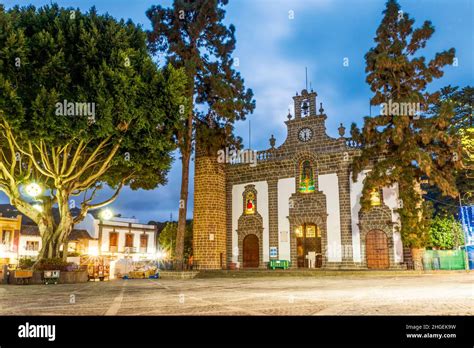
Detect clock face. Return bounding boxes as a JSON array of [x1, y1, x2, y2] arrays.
[[298, 127, 313, 142]]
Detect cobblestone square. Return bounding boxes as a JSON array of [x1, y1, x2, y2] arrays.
[[0, 273, 472, 316]]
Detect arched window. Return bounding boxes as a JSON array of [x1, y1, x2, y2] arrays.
[[370, 189, 382, 206], [245, 191, 256, 215], [299, 160, 315, 193]]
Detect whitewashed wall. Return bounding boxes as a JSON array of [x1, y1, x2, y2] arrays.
[[100, 227, 155, 255], [383, 184, 403, 262], [277, 177, 295, 260], [231, 181, 269, 263], [18, 236, 42, 257], [319, 173, 342, 262], [349, 171, 368, 262], [350, 171, 402, 263]]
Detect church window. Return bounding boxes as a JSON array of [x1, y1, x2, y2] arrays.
[[370, 189, 382, 206], [295, 226, 303, 238], [245, 191, 256, 215], [299, 160, 315, 193], [306, 225, 316, 238]]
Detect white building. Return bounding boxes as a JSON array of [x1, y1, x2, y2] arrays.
[[75, 213, 158, 262]]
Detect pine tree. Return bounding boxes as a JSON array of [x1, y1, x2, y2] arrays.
[[351, 0, 461, 256], [147, 0, 255, 267]]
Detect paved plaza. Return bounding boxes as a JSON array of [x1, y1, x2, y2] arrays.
[[0, 273, 472, 315]]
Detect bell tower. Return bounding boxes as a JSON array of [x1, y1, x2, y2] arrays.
[[192, 138, 227, 269], [293, 89, 317, 119]]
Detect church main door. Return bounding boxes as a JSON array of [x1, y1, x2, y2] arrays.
[[296, 224, 322, 268], [366, 230, 389, 269], [243, 234, 259, 268]]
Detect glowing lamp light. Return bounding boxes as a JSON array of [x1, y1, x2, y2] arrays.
[[88, 246, 99, 257], [32, 204, 43, 213], [25, 182, 42, 197], [99, 208, 113, 221], [155, 250, 167, 260]]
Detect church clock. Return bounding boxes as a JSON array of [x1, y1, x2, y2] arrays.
[[298, 127, 313, 142]]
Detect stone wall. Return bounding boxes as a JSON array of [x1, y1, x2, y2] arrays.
[[193, 155, 227, 269]]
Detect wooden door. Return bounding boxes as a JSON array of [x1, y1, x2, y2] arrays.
[[366, 230, 389, 269], [125, 233, 134, 248], [109, 232, 118, 252], [140, 234, 148, 253], [296, 224, 322, 268], [243, 234, 259, 268]]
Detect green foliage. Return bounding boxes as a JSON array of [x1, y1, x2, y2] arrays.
[[147, 0, 255, 132], [424, 86, 473, 216], [0, 4, 187, 190], [351, 0, 461, 247], [147, 0, 255, 262], [18, 257, 35, 269], [0, 4, 187, 259], [158, 220, 193, 260], [34, 257, 68, 271], [428, 215, 464, 249]]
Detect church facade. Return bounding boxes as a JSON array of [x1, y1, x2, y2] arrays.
[[193, 89, 406, 270]]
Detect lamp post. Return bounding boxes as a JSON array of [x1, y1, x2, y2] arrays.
[[97, 208, 113, 257]]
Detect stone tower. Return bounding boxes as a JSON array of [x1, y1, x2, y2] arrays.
[[193, 146, 227, 269]]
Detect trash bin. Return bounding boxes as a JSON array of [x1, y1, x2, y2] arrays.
[[43, 270, 60, 284]]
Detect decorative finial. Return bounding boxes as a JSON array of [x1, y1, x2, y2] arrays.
[[269, 134, 276, 148], [338, 123, 346, 137], [319, 102, 324, 115], [287, 109, 292, 120]]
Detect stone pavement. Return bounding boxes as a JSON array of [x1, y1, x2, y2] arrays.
[[0, 273, 472, 315]]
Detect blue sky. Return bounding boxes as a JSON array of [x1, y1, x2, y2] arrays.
[[2, 0, 473, 223]]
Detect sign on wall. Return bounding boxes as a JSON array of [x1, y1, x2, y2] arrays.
[[270, 247, 278, 258]]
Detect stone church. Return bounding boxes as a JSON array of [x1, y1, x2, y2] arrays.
[[193, 88, 405, 270]]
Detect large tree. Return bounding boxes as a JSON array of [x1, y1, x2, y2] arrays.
[[350, 0, 462, 257], [147, 0, 255, 266], [424, 86, 473, 216], [0, 4, 186, 260]]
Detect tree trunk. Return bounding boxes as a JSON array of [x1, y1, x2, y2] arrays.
[[411, 247, 425, 270], [35, 201, 74, 263], [36, 229, 62, 262], [175, 99, 194, 268]]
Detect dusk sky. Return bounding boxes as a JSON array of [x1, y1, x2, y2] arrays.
[[2, 0, 473, 223]]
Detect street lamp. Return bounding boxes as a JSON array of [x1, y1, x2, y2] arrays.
[[24, 182, 42, 198], [155, 250, 167, 260], [99, 208, 113, 221]]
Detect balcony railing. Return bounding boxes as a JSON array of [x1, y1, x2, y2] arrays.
[[124, 246, 137, 253], [345, 138, 362, 148]]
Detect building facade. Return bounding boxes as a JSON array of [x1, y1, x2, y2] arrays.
[[194, 89, 405, 270], [0, 215, 22, 265], [75, 214, 157, 261]]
